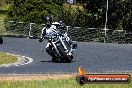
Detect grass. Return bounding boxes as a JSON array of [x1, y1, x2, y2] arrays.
[[0, 52, 17, 64], [0, 78, 131, 88]]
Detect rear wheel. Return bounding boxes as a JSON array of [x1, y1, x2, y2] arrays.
[[57, 44, 72, 63]]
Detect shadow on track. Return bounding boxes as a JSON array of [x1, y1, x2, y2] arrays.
[[41, 60, 74, 63], [41, 60, 53, 63]]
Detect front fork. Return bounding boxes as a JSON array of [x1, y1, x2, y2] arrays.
[[51, 42, 61, 57], [51, 36, 76, 57], [59, 36, 76, 56], [59, 36, 68, 53]]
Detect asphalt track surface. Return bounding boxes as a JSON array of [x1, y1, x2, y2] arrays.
[[0, 37, 132, 74]]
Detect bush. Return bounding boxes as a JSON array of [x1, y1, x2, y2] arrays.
[[7, 0, 63, 23]]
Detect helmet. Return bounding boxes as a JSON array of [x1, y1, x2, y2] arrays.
[[44, 15, 52, 26]]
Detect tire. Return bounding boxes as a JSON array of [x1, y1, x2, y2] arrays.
[[57, 44, 72, 63], [52, 57, 57, 62], [46, 46, 57, 62], [0, 36, 3, 44]]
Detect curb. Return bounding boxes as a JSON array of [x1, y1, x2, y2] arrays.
[[0, 53, 33, 67]]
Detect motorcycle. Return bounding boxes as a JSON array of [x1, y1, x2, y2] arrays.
[[40, 25, 77, 63]]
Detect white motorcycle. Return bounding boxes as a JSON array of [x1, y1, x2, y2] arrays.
[[40, 24, 77, 63]]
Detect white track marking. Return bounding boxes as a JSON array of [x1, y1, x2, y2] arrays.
[[0, 53, 33, 67]]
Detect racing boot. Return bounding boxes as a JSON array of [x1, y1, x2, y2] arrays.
[[68, 41, 77, 56]]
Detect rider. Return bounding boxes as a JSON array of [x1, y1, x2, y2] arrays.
[[39, 15, 77, 61]]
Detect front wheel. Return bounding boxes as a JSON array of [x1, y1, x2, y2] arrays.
[[57, 44, 73, 63]]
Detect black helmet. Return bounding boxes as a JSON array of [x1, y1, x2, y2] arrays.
[[44, 15, 52, 25]]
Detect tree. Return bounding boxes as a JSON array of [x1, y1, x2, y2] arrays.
[[7, 0, 63, 23], [107, 0, 132, 30], [83, 0, 132, 30]]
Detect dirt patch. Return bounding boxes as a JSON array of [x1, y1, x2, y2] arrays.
[[0, 74, 76, 81]]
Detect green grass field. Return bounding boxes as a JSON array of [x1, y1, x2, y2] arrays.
[[0, 78, 131, 88], [0, 52, 17, 64]]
